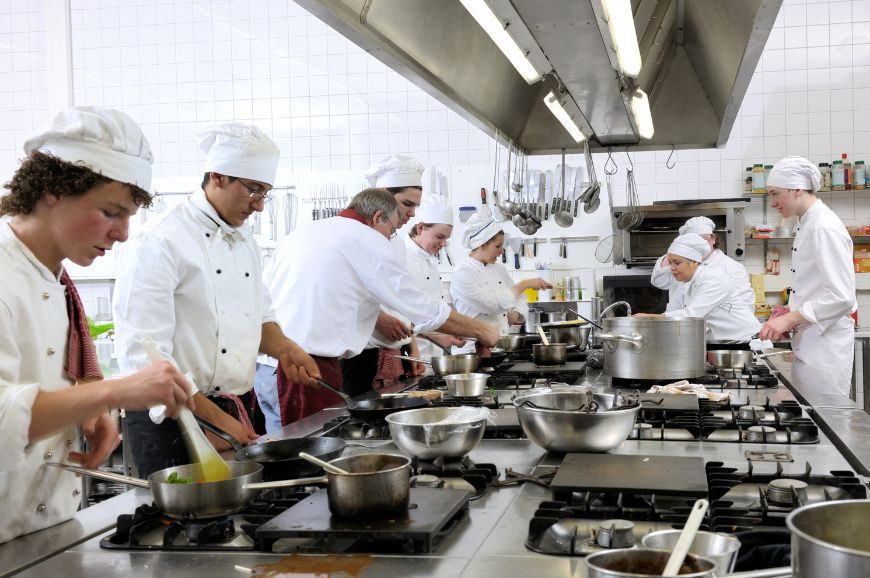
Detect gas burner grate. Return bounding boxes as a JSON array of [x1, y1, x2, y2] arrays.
[[412, 455, 499, 499]]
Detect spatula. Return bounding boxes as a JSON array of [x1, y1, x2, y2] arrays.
[[142, 338, 231, 482], [662, 498, 709, 576], [537, 326, 550, 346]]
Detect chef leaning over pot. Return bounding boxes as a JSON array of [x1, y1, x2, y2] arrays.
[[113, 122, 319, 477], [450, 208, 552, 353], [759, 156, 857, 396], [0, 106, 194, 544], [636, 233, 761, 342], [651, 216, 754, 312]]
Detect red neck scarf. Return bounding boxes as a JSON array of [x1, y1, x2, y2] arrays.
[[60, 269, 103, 382], [337, 208, 368, 225]]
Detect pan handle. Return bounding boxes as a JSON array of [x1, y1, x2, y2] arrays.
[[315, 378, 353, 405], [195, 416, 246, 453], [46, 462, 150, 489], [392, 354, 432, 365], [245, 475, 328, 490], [415, 333, 452, 356]]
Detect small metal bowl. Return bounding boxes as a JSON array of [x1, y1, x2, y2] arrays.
[[443, 373, 490, 397]]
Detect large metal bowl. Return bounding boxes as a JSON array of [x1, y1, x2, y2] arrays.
[[707, 349, 754, 370], [443, 373, 489, 397], [513, 390, 640, 453], [385, 407, 488, 460]]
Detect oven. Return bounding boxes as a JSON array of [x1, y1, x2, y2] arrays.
[[611, 200, 747, 268], [602, 275, 668, 314]]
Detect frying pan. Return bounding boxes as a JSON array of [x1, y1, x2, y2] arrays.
[[195, 418, 346, 481], [477, 348, 508, 369], [315, 378, 429, 421]]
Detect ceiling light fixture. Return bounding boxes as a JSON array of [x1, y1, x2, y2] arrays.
[[630, 88, 654, 139], [544, 91, 586, 143], [602, 0, 642, 77], [459, 0, 542, 84]]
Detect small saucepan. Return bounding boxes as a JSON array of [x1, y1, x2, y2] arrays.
[[532, 343, 567, 366], [442, 372, 490, 397], [393, 353, 480, 376]]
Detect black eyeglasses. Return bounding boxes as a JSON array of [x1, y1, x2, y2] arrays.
[[237, 178, 273, 202]]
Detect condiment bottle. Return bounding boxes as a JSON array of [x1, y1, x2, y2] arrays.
[[833, 160, 846, 191], [752, 164, 766, 193], [842, 154, 852, 190], [745, 167, 753, 193], [855, 161, 866, 191], [819, 163, 831, 192]]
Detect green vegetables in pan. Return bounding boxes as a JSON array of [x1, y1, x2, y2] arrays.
[[165, 471, 194, 484]]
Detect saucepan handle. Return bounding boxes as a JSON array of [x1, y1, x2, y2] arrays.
[[597, 332, 643, 351], [392, 354, 432, 365], [245, 475, 328, 491], [47, 462, 150, 489]]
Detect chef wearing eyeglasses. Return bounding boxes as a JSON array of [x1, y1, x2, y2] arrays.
[[113, 122, 319, 477]]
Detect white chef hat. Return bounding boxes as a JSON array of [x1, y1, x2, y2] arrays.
[[767, 156, 821, 193], [667, 233, 709, 263], [199, 122, 280, 186], [23, 106, 153, 191], [463, 207, 504, 250], [365, 154, 424, 188], [415, 194, 453, 226], [679, 216, 715, 236]]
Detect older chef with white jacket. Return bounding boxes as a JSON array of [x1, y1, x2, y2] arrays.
[[113, 122, 319, 477], [759, 156, 857, 396], [451, 208, 551, 353], [0, 107, 193, 544], [651, 216, 755, 312], [637, 233, 761, 342]]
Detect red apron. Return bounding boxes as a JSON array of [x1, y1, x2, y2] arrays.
[[276, 356, 343, 425]]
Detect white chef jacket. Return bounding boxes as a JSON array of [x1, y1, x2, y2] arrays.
[[665, 264, 761, 342], [113, 189, 277, 396], [264, 215, 451, 359], [652, 249, 754, 312], [403, 235, 448, 359], [366, 235, 413, 350], [0, 222, 80, 544], [450, 256, 528, 353], [788, 199, 856, 395]]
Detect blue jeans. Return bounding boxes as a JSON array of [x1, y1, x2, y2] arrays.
[[254, 362, 281, 434]]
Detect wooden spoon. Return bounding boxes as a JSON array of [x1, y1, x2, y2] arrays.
[[537, 326, 550, 346], [298, 452, 350, 475], [662, 498, 709, 576]]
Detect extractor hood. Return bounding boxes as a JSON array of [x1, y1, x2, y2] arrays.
[[292, 0, 781, 153]]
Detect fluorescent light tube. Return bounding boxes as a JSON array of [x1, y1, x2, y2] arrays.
[[630, 88, 654, 139], [602, 0, 642, 77], [544, 91, 586, 143], [460, 0, 542, 84]]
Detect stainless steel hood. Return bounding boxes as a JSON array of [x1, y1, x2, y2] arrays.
[[293, 0, 781, 153]]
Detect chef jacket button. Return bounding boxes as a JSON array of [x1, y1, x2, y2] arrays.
[[47, 347, 55, 355], [792, 247, 796, 251], [73, 489, 81, 497], [44, 451, 53, 459], [214, 386, 221, 392], [42, 292, 50, 300], [65, 439, 73, 447], [245, 272, 250, 277], [36, 504, 46, 513], [426, 277, 430, 280], [221, 348, 227, 354], [216, 269, 222, 274], [206, 233, 211, 238]]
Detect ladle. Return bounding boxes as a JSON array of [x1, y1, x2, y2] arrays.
[[142, 338, 231, 482], [662, 498, 709, 576], [298, 451, 350, 475]]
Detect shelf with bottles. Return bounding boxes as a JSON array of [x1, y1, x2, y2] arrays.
[[761, 272, 870, 292], [747, 235, 870, 244]]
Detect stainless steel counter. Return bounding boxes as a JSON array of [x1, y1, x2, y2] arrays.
[[11, 365, 870, 578]]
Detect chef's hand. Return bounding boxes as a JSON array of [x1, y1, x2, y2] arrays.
[[516, 278, 552, 292], [475, 322, 500, 348], [422, 333, 466, 349], [660, 255, 670, 268], [113, 361, 196, 418], [375, 311, 412, 342], [759, 312, 800, 341], [405, 341, 427, 376], [68, 412, 121, 469], [204, 414, 259, 451], [632, 313, 663, 318], [507, 310, 524, 326], [277, 341, 321, 387], [475, 341, 492, 358]]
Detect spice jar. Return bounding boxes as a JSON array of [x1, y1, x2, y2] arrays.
[[752, 164, 766, 193], [855, 161, 866, 191], [819, 163, 831, 192], [745, 167, 753, 193], [833, 160, 846, 191]]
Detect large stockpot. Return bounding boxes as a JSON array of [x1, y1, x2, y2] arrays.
[[385, 407, 488, 460], [600, 317, 707, 380], [513, 389, 640, 453], [786, 499, 870, 577]]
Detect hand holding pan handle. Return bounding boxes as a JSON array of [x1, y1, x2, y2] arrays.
[[315, 378, 354, 406]]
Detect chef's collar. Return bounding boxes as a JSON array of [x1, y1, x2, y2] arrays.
[[1, 220, 62, 283], [190, 188, 251, 241], [404, 234, 437, 263], [337, 208, 368, 225], [798, 196, 823, 225]]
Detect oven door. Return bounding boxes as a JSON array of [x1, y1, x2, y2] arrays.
[[602, 275, 669, 314]]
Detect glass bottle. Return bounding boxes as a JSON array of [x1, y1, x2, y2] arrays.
[[752, 164, 766, 193], [833, 160, 846, 191], [819, 163, 831, 192], [842, 154, 852, 190], [855, 161, 866, 191], [745, 167, 753, 193]]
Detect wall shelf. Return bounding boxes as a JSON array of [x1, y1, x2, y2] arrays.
[[761, 273, 870, 293]]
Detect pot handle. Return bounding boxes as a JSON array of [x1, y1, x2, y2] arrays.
[[717, 567, 791, 578], [245, 475, 328, 490], [195, 416, 246, 453], [597, 331, 643, 350], [46, 462, 150, 489]]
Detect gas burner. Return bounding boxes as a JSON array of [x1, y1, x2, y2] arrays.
[[595, 519, 636, 549], [412, 455, 498, 499], [766, 479, 809, 506]]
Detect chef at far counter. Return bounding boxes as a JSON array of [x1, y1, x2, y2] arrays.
[[759, 156, 857, 396], [636, 233, 761, 342], [450, 208, 551, 353], [651, 216, 754, 312]]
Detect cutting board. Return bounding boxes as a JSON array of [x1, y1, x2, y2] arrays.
[[550, 454, 708, 497], [639, 393, 699, 413]]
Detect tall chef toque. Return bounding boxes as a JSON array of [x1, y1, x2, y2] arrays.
[[679, 216, 715, 236], [366, 154, 425, 188], [24, 106, 153, 191], [667, 233, 710, 263], [463, 207, 505, 251], [415, 194, 454, 226], [767, 156, 822, 193], [199, 122, 280, 186]]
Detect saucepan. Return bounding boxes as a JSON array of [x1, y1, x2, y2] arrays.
[[315, 378, 429, 421], [393, 353, 480, 376], [51, 453, 412, 519], [195, 418, 346, 481], [442, 372, 490, 397], [532, 343, 567, 366], [708, 349, 793, 370], [585, 549, 791, 578], [419, 333, 507, 369], [498, 334, 524, 351]]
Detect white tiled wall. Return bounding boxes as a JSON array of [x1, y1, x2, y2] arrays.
[[5, 0, 870, 320], [0, 0, 50, 180]]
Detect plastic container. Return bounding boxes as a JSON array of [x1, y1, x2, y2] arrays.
[[855, 161, 866, 190], [764, 164, 773, 188], [819, 163, 831, 192], [751, 164, 766, 192], [744, 167, 753, 193], [458, 206, 476, 223], [833, 160, 846, 191]]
